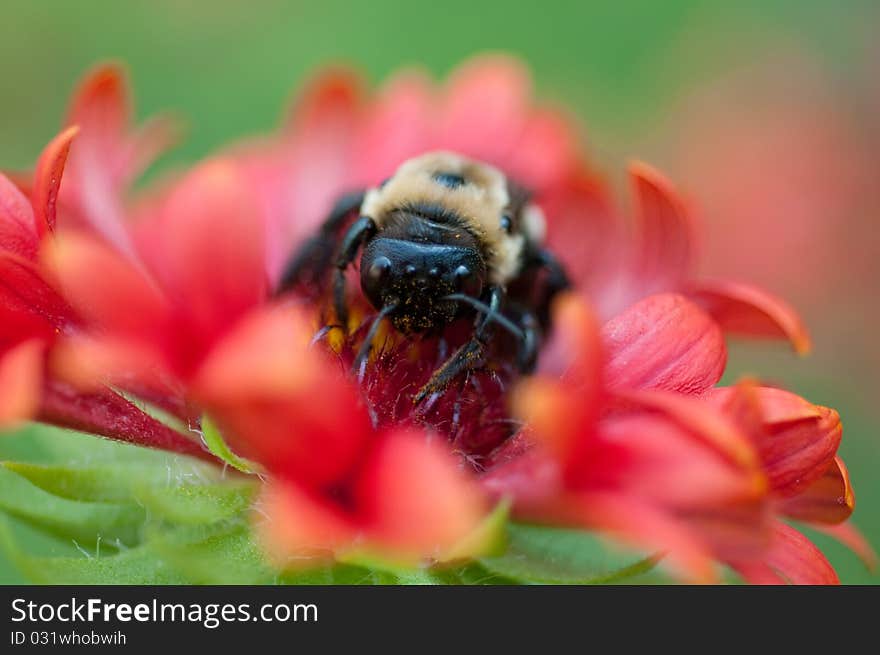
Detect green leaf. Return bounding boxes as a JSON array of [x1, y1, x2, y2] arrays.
[[200, 415, 261, 474], [2, 460, 207, 503], [0, 466, 145, 546], [277, 563, 427, 585], [430, 562, 519, 585], [145, 522, 274, 584], [135, 480, 257, 525], [440, 498, 510, 561], [0, 422, 189, 466], [480, 523, 660, 584]]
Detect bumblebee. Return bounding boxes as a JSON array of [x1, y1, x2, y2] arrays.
[[277, 151, 569, 402]]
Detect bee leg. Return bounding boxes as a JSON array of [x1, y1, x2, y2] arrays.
[[532, 248, 571, 327], [352, 302, 398, 378], [413, 286, 505, 404], [333, 215, 377, 331], [413, 338, 486, 405], [514, 309, 540, 373], [276, 190, 366, 294]]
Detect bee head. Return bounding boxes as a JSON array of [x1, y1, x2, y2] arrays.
[[360, 232, 486, 333]]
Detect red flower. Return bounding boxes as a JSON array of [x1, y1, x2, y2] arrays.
[[48, 156, 490, 563], [0, 67, 207, 458], [22, 56, 867, 580], [486, 293, 863, 582], [547, 159, 812, 355]]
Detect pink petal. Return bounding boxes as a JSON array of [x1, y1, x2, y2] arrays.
[[602, 293, 727, 395], [630, 161, 696, 284], [689, 279, 811, 354], [32, 126, 78, 236]]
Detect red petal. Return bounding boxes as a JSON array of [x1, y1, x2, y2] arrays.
[[438, 55, 530, 165], [49, 333, 170, 393], [256, 70, 362, 283], [0, 340, 44, 427], [743, 521, 838, 585], [194, 305, 372, 487], [355, 428, 487, 559], [541, 173, 620, 309], [66, 63, 130, 142], [708, 386, 841, 496], [0, 173, 38, 260], [62, 63, 140, 257], [732, 562, 787, 584], [513, 294, 602, 464], [38, 379, 211, 461], [689, 279, 811, 355], [506, 108, 579, 190], [513, 378, 592, 465], [256, 479, 356, 564], [32, 126, 79, 236], [352, 70, 433, 185], [630, 161, 696, 283], [285, 67, 362, 135], [619, 389, 761, 470], [121, 114, 182, 185], [593, 412, 766, 508], [554, 293, 603, 389], [0, 252, 72, 328], [46, 233, 170, 339], [146, 160, 266, 340], [481, 450, 561, 508], [547, 491, 718, 583], [808, 521, 877, 571], [779, 456, 854, 524], [602, 293, 726, 395]]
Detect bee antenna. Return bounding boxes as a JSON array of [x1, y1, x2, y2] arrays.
[[443, 294, 525, 341], [353, 302, 398, 379]]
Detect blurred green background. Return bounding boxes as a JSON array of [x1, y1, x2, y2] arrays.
[[0, 0, 876, 583]]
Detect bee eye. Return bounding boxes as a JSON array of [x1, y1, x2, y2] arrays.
[[500, 214, 513, 233], [433, 172, 466, 189]]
